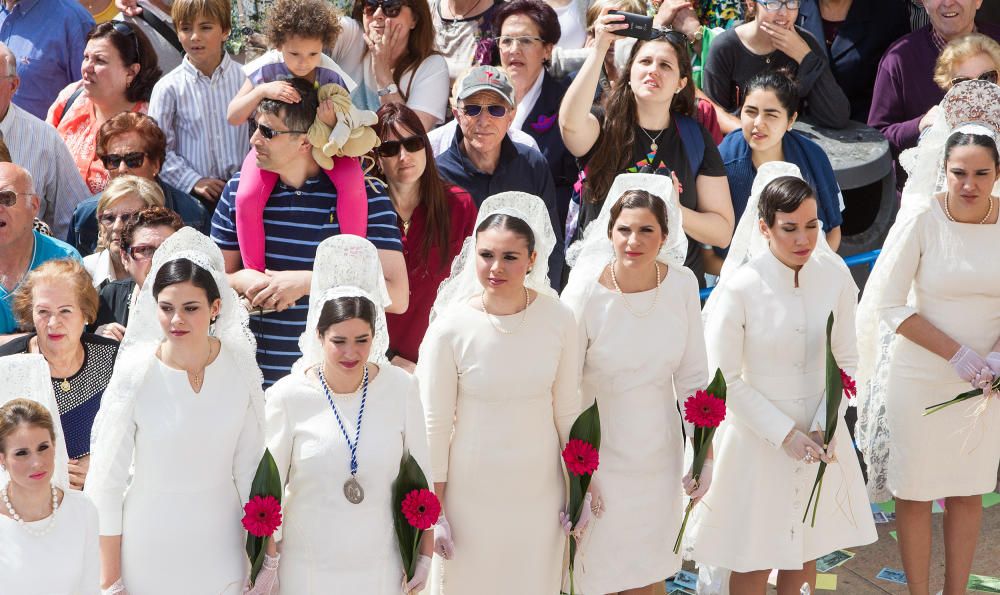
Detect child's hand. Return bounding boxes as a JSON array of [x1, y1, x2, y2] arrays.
[[258, 81, 301, 104], [318, 99, 337, 128]]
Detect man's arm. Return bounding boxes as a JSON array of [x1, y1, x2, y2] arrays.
[[378, 249, 409, 314]]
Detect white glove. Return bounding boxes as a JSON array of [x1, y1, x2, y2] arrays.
[[985, 351, 1000, 377], [810, 430, 838, 463], [101, 578, 127, 595], [950, 345, 991, 384], [782, 429, 825, 464], [244, 553, 280, 595], [404, 554, 432, 593], [559, 492, 594, 538], [683, 459, 713, 502], [434, 514, 455, 559]]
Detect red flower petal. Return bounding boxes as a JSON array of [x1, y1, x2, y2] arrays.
[[401, 489, 441, 530], [840, 369, 857, 400], [683, 390, 726, 428], [561, 438, 599, 476], [242, 495, 282, 538]]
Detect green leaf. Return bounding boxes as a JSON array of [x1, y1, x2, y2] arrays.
[[706, 367, 728, 404], [566, 402, 601, 568], [823, 313, 843, 442], [245, 449, 283, 586], [923, 389, 984, 416], [391, 452, 431, 581]]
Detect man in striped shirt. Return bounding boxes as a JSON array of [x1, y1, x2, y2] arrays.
[[211, 80, 407, 387]]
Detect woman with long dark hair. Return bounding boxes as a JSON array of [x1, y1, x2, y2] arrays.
[[373, 103, 477, 371], [559, 8, 733, 286]]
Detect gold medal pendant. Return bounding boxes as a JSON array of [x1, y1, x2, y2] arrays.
[[60, 379, 71, 392], [344, 476, 364, 504]]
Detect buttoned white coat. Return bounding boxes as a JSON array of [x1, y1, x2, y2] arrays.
[[686, 249, 876, 572]]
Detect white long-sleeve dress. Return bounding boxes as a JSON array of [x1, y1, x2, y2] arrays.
[[416, 293, 580, 595], [560, 264, 707, 593], [877, 205, 1000, 500], [0, 490, 99, 595], [89, 347, 263, 594], [264, 364, 430, 594], [687, 250, 876, 572]]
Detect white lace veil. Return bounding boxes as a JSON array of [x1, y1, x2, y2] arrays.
[[704, 161, 845, 317], [430, 191, 558, 320], [0, 354, 70, 490], [855, 80, 1000, 502], [86, 227, 266, 496], [564, 172, 687, 287], [292, 235, 391, 372]]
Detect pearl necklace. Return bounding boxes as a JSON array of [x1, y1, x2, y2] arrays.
[[2, 484, 60, 537], [610, 260, 662, 318], [481, 287, 530, 334], [944, 192, 994, 224]]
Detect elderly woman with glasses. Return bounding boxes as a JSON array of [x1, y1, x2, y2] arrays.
[[330, 0, 450, 132], [93, 206, 184, 342], [67, 112, 210, 256], [0, 259, 120, 491], [702, 0, 850, 129], [46, 21, 161, 195], [934, 33, 1000, 93], [81, 176, 165, 288]]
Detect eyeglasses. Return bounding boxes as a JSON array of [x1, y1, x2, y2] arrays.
[[111, 21, 142, 62], [496, 35, 545, 50], [100, 151, 146, 169], [755, 0, 800, 11], [363, 0, 405, 18], [127, 243, 159, 260], [0, 189, 32, 207], [951, 70, 1000, 87], [256, 123, 307, 140], [98, 210, 140, 227], [377, 135, 426, 157], [460, 104, 509, 118]]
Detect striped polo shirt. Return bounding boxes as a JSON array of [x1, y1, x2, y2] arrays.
[[211, 172, 401, 387]]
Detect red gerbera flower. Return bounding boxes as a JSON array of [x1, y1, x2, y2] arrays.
[[562, 438, 600, 476], [683, 390, 726, 428], [242, 495, 282, 538], [401, 489, 441, 531], [840, 369, 856, 400]]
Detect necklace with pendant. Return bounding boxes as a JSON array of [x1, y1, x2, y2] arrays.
[[639, 126, 666, 154], [319, 364, 369, 504]]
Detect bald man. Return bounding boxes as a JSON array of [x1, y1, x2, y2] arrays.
[[0, 42, 90, 240], [0, 162, 81, 336]]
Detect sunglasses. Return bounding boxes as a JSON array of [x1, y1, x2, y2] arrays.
[[363, 0, 405, 18], [100, 151, 146, 169], [460, 104, 509, 118], [0, 189, 31, 207], [98, 210, 140, 227], [127, 243, 158, 260], [952, 70, 999, 87], [257, 123, 307, 140], [377, 135, 426, 157], [111, 21, 142, 62]]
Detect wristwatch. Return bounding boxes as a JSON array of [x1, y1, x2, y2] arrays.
[[377, 83, 399, 97]]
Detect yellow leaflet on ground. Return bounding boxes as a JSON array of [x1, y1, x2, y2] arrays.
[[816, 574, 837, 591]]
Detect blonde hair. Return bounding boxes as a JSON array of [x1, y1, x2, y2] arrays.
[[0, 399, 55, 454], [934, 33, 1000, 90], [95, 175, 165, 250], [171, 0, 232, 31], [12, 258, 99, 330]]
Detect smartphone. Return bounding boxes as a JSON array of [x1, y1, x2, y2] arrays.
[[608, 10, 659, 41]]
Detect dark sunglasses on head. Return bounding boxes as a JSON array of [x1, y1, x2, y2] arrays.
[[377, 135, 426, 157], [460, 104, 509, 118], [101, 152, 147, 170], [110, 21, 142, 62], [0, 189, 31, 207], [952, 70, 1000, 87], [257, 123, 307, 140], [127, 243, 158, 260], [364, 0, 405, 18], [98, 210, 140, 227]]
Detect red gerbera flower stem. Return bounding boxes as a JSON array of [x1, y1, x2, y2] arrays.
[[673, 498, 695, 554]]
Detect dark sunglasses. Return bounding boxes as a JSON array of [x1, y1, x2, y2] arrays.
[[364, 0, 405, 18], [257, 123, 307, 140], [952, 70, 999, 87], [100, 151, 146, 169], [111, 21, 142, 62], [98, 210, 140, 227], [0, 189, 31, 207], [127, 243, 158, 260], [460, 104, 508, 118], [377, 135, 426, 157]]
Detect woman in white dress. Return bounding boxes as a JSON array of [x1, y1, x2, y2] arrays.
[[686, 163, 876, 595], [0, 354, 99, 595], [261, 235, 432, 594], [561, 173, 710, 595], [416, 192, 582, 595], [86, 228, 265, 595], [856, 80, 1000, 595]]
